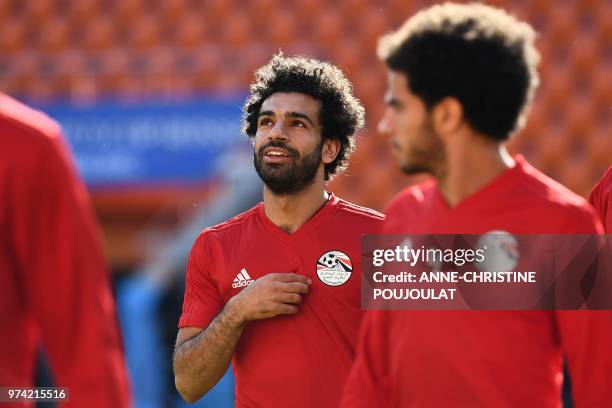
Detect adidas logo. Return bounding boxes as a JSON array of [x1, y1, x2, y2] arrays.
[[232, 268, 254, 289]]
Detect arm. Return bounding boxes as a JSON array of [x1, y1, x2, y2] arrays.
[[555, 209, 612, 407], [14, 132, 130, 407], [556, 311, 612, 407], [173, 272, 311, 403], [340, 311, 391, 408]]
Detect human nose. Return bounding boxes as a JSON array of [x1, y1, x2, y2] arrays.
[[378, 108, 394, 138], [268, 119, 289, 141]]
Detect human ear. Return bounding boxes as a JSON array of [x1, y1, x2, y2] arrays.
[[431, 97, 463, 136], [321, 139, 341, 164]]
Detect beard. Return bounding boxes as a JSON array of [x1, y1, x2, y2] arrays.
[[399, 118, 446, 176], [254, 140, 323, 195]]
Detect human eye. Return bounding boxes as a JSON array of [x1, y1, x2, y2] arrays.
[[292, 120, 306, 128], [258, 117, 273, 126]]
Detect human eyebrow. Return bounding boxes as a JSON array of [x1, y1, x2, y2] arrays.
[[384, 95, 403, 108], [286, 112, 314, 126], [258, 110, 275, 118]]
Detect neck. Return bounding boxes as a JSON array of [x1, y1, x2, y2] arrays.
[[263, 176, 328, 234], [437, 135, 514, 207]]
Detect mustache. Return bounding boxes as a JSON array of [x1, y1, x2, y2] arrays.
[[257, 140, 300, 159]]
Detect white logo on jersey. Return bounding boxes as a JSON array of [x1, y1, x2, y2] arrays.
[[475, 230, 519, 272], [232, 268, 254, 289], [317, 250, 353, 286]]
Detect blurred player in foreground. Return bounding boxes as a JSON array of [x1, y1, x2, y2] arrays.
[[0, 93, 131, 407], [173, 54, 384, 406], [341, 4, 612, 407], [589, 166, 612, 231]]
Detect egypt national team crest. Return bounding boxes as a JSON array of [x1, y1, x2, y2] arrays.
[[316, 250, 353, 286]]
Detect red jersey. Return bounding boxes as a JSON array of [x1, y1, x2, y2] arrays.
[[0, 94, 130, 407], [341, 156, 612, 408], [589, 166, 612, 232], [179, 194, 384, 407]]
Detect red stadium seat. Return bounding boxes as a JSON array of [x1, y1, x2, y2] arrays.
[[357, 7, 389, 53], [38, 17, 70, 52], [158, 0, 191, 27], [540, 64, 573, 109], [339, 0, 369, 22], [127, 14, 161, 49], [24, 0, 55, 25], [0, 1, 11, 21], [387, 0, 417, 24], [114, 0, 144, 25], [240, 46, 273, 76], [172, 15, 209, 48], [82, 16, 116, 50], [310, 7, 343, 49], [294, 0, 322, 23], [220, 12, 252, 47], [202, 0, 233, 22], [247, 0, 277, 22], [538, 130, 571, 174], [595, 6, 612, 41], [588, 128, 612, 170], [547, 3, 578, 46], [190, 51, 223, 91], [0, 18, 25, 53], [559, 155, 593, 197], [333, 43, 362, 76], [571, 31, 598, 81], [264, 9, 298, 48], [68, 0, 100, 26], [591, 65, 612, 113]]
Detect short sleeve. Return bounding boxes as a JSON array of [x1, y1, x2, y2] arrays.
[[178, 232, 225, 328]]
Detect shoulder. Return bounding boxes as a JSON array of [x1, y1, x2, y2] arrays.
[[335, 198, 385, 221], [193, 205, 261, 248], [589, 167, 612, 206], [0, 94, 62, 148], [518, 161, 602, 233], [385, 179, 437, 216]]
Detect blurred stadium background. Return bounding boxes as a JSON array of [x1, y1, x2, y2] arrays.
[[1, 0, 609, 407]]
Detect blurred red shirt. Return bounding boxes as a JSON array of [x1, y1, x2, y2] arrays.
[[341, 156, 612, 408], [0, 94, 131, 407], [589, 166, 612, 232]]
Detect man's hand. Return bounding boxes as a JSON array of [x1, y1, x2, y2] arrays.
[[226, 273, 312, 324], [174, 272, 311, 402]]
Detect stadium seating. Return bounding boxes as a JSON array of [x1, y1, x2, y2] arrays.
[[0, 0, 609, 264]]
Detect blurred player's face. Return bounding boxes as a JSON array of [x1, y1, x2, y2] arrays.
[[378, 70, 445, 175], [253, 92, 326, 195]]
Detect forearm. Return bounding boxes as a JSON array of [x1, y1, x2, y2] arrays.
[[173, 303, 245, 403]]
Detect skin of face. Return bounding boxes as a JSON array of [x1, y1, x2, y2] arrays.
[[253, 92, 339, 194], [378, 70, 445, 176]]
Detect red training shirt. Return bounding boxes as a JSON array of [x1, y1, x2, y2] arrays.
[[589, 166, 612, 232], [341, 156, 612, 408], [0, 94, 131, 407], [179, 194, 384, 407]]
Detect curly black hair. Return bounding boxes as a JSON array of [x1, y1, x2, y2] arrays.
[[378, 3, 540, 141], [242, 53, 365, 180]]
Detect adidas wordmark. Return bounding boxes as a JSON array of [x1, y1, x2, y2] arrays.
[[232, 268, 254, 289]]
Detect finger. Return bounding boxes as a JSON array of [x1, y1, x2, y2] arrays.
[[278, 282, 310, 294], [277, 293, 303, 305], [273, 273, 312, 285], [273, 304, 299, 316]]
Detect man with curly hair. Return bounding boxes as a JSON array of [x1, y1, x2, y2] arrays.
[[173, 53, 384, 407], [341, 3, 612, 407]]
